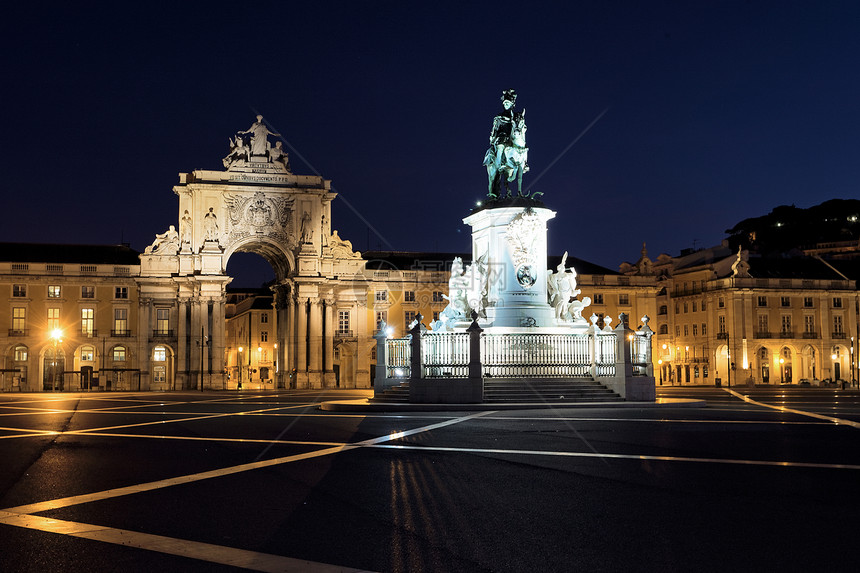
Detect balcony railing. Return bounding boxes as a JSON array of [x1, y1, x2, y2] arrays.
[[780, 331, 794, 339], [8, 329, 29, 337], [833, 332, 847, 339], [335, 330, 354, 338], [754, 331, 771, 339], [111, 329, 132, 337], [152, 329, 174, 337], [802, 331, 818, 339], [80, 329, 98, 338]]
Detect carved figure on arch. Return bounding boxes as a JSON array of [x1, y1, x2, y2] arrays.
[[204, 207, 219, 242], [222, 135, 249, 169], [180, 210, 192, 246], [270, 141, 291, 171], [145, 225, 180, 255], [300, 212, 313, 244], [239, 115, 281, 157]]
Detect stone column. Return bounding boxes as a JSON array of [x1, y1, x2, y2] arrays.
[[273, 283, 290, 389], [189, 297, 202, 391], [211, 296, 226, 389], [323, 298, 335, 387], [296, 297, 308, 387], [176, 298, 188, 391], [308, 298, 323, 388]]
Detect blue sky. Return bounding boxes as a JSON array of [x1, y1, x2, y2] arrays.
[[2, 1, 858, 285]]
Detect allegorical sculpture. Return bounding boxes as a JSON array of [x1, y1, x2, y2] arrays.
[[483, 89, 529, 198], [223, 115, 291, 172], [145, 226, 180, 255], [547, 251, 591, 322]]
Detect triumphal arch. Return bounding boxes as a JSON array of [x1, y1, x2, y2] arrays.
[[138, 116, 368, 390]]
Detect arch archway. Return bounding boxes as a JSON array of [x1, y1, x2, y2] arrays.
[[756, 346, 771, 384]]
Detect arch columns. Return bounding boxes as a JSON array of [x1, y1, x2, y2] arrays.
[[308, 298, 323, 388], [323, 297, 336, 387], [273, 282, 292, 389]]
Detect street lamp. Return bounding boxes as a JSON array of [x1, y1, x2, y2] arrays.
[[50, 328, 63, 392], [238, 346, 243, 389], [257, 346, 263, 386]]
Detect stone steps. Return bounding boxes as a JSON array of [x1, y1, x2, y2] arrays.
[[373, 378, 622, 403]]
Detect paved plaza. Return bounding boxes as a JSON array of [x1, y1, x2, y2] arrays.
[[1, 387, 859, 572]]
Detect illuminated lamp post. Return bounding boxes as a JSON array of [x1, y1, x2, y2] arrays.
[[50, 328, 63, 392], [238, 346, 243, 390], [257, 346, 263, 386]]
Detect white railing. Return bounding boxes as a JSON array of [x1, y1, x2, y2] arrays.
[[382, 318, 651, 382], [630, 332, 651, 376], [595, 332, 617, 377], [482, 333, 592, 378], [423, 332, 470, 378], [386, 338, 411, 378]]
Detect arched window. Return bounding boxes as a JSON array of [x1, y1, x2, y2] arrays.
[[81, 346, 94, 362], [153, 346, 167, 362], [112, 346, 127, 362], [13, 345, 28, 361], [659, 324, 668, 335], [759, 347, 768, 359]]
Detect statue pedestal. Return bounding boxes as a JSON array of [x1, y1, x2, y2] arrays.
[[463, 205, 556, 329]]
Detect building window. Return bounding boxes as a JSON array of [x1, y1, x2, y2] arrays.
[[338, 310, 350, 334], [593, 293, 604, 305], [780, 296, 790, 307], [260, 313, 268, 323], [658, 305, 667, 315], [47, 308, 60, 330], [114, 308, 128, 334], [659, 324, 668, 334], [81, 346, 94, 362], [781, 315, 791, 334], [701, 323, 707, 336], [834, 315, 844, 334], [404, 291, 416, 302], [260, 331, 268, 342], [375, 311, 387, 332], [81, 308, 94, 336], [432, 291, 444, 303], [692, 324, 698, 336], [14, 345, 28, 361], [758, 314, 768, 334], [619, 294, 630, 305], [692, 301, 697, 312], [81, 286, 95, 299], [804, 315, 815, 335], [405, 311, 417, 329], [757, 296, 767, 307], [833, 297, 843, 308], [675, 326, 681, 337], [48, 285, 61, 298], [12, 308, 26, 332], [375, 290, 388, 303], [112, 346, 127, 362], [155, 308, 170, 335], [683, 302, 689, 313], [718, 315, 726, 334], [718, 298, 724, 308], [13, 284, 26, 297], [701, 300, 706, 311], [683, 325, 688, 336], [432, 311, 440, 321], [803, 297, 813, 308], [115, 286, 128, 299], [153, 346, 167, 362]]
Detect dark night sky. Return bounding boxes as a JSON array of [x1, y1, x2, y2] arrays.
[[2, 1, 859, 286]]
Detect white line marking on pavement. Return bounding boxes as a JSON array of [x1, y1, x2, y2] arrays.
[[724, 388, 860, 428], [0, 511, 373, 573], [369, 443, 860, 470]]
